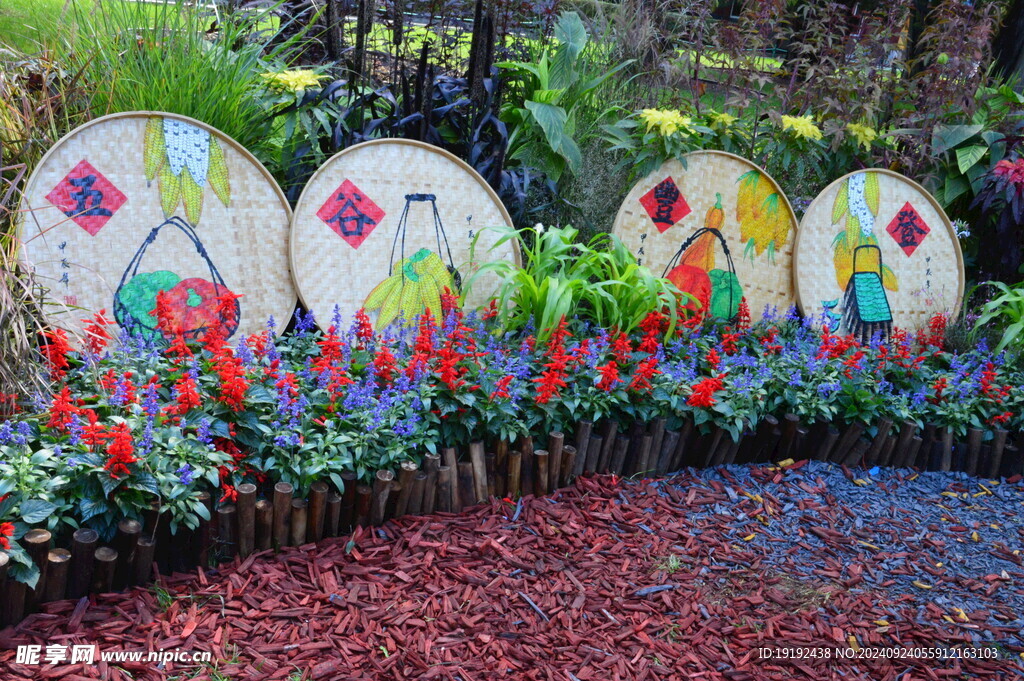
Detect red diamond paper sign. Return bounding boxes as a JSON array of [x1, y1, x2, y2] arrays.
[[316, 179, 385, 249], [45, 160, 127, 236], [639, 177, 690, 233], [885, 202, 931, 257]]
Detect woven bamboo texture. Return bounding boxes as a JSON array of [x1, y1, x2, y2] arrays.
[[612, 151, 798, 321], [794, 169, 964, 333], [18, 112, 295, 342], [289, 139, 517, 330]]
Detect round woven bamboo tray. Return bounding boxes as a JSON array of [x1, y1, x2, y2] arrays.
[[794, 169, 964, 340], [612, 151, 798, 321], [18, 111, 295, 343], [289, 139, 517, 331]]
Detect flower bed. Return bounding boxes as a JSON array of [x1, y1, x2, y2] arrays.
[[1, 297, 1023, 628]]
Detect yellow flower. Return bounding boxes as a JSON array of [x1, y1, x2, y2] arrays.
[[707, 110, 737, 129], [846, 122, 878, 150], [261, 69, 325, 93], [780, 114, 823, 141], [639, 109, 693, 137]]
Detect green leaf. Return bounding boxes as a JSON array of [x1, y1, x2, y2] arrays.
[[931, 124, 983, 155], [20, 499, 57, 524], [955, 145, 987, 174], [553, 11, 587, 59], [79, 497, 107, 523]]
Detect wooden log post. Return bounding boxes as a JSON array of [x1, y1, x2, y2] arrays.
[[91, 547, 118, 594], [988, 429, 1009, 479], [408, 472, 428, 515], [442, 447, 459, 509], [507, 450, 522, 497], [113, 519, 141, 590], [218, 504, 238, 559], [23, 529, 51, 612], [723, 437, 742, 465], [878, 434, 897, 468], [906, 436, 923, 469], [560, 445, 577, 487], [133, 537, 156, 587], [830, 422, 865, 464], [468, 441, 488, 503], [192, 492, 212, 570], [1, 572, 26, 627], [326, 492, 343, 536], [965, 427, 983, 477], [598, 421, 617, 473], [573, 420, 593, 478], [701, 427, 724, 468], [308, 481, 329, 542], [670, 418, 695, 470], [273, 482, 293, 549], [255, 500, 273, 550], [893, 420, 917, 468], [1001, 444, 1019, 477], [547, 432, 564, 491], [485, 453, 497, 498], [635, 435, 654, 477], [394, 461, 419, 517], [355, 485, 372, 527], [584, 435, 603, 475], [816, 426, 839, 462], [865, 418, 893, 467], [340, 471, 358, 533], [610, 435, 630, 475], [42, 549, 71, 603], [655, 430, 680, 475], [289, 500, 307, 545], [938, 427, 954, 472], [842, 437, 871, 468], [750, 415, 779, 463], [457, 462, 476, 508], [495, 439, 509, 498], [779, 413, 800, 460], [648, 418, 666, 472], [519, 435, 535, 494], [437, 466, 454, 513], [534, 450, 550, 497], [918, 424, 937, 468], [236, 483, 257, 558], [67, 528, 99, 600], [422, 454, 441, 514], [625, 421, 645, 476], [370, 470, 394, 526], [0, 553, 9, 623]]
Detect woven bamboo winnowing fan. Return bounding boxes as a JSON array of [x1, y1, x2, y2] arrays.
[[289, 139, 519, 331], [612, 151, 798, 321], [17, 111, 296, 343], [794, 169, 964, 340]]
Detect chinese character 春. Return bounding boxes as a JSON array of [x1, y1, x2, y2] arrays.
[[63, 175, 113, 219], [70, 645, 96, 664], [16, 646, 41, 665]]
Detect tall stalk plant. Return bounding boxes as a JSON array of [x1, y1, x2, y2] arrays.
[[65, 0, 304, 154]]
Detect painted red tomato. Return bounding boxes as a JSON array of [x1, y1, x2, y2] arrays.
[[163, 278, 239, 338], [667, 263, 711, 313]]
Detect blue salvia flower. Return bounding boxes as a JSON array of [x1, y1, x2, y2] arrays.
[[139, 382, 160, 455], [196, 418, 213, 446], [235, 336, 255, 367], [68, 414, 83, 447], [177, 463, 196, 485], [0, 421, 13, 445], [331, 305, 343, 331]]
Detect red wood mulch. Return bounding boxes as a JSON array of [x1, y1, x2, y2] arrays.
[[0, 474, 1019, 680]]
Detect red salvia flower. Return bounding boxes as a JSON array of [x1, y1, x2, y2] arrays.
[[928, 377, 948, 404], [41, 328, 71, 379], [167, 372, 202, 416], [490, 375, 515, 400], [47, 385, 79, 432], [373, 343, 397, 386], [612, 332, 633, 363], [720, 330, 739, 355], [104, 422, 138, 479], [736, 297, 751, 332], [596, 360, 620, 392], [687, 374, 725, 408], [705, 348, 721, 369], [354, 308, 374, 344], [638, 310, 665, 354], [0, 522, 13, 551], [629, 355, 660, 392], [212, 345, 249, 411], [82, 309, 113, 355]]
